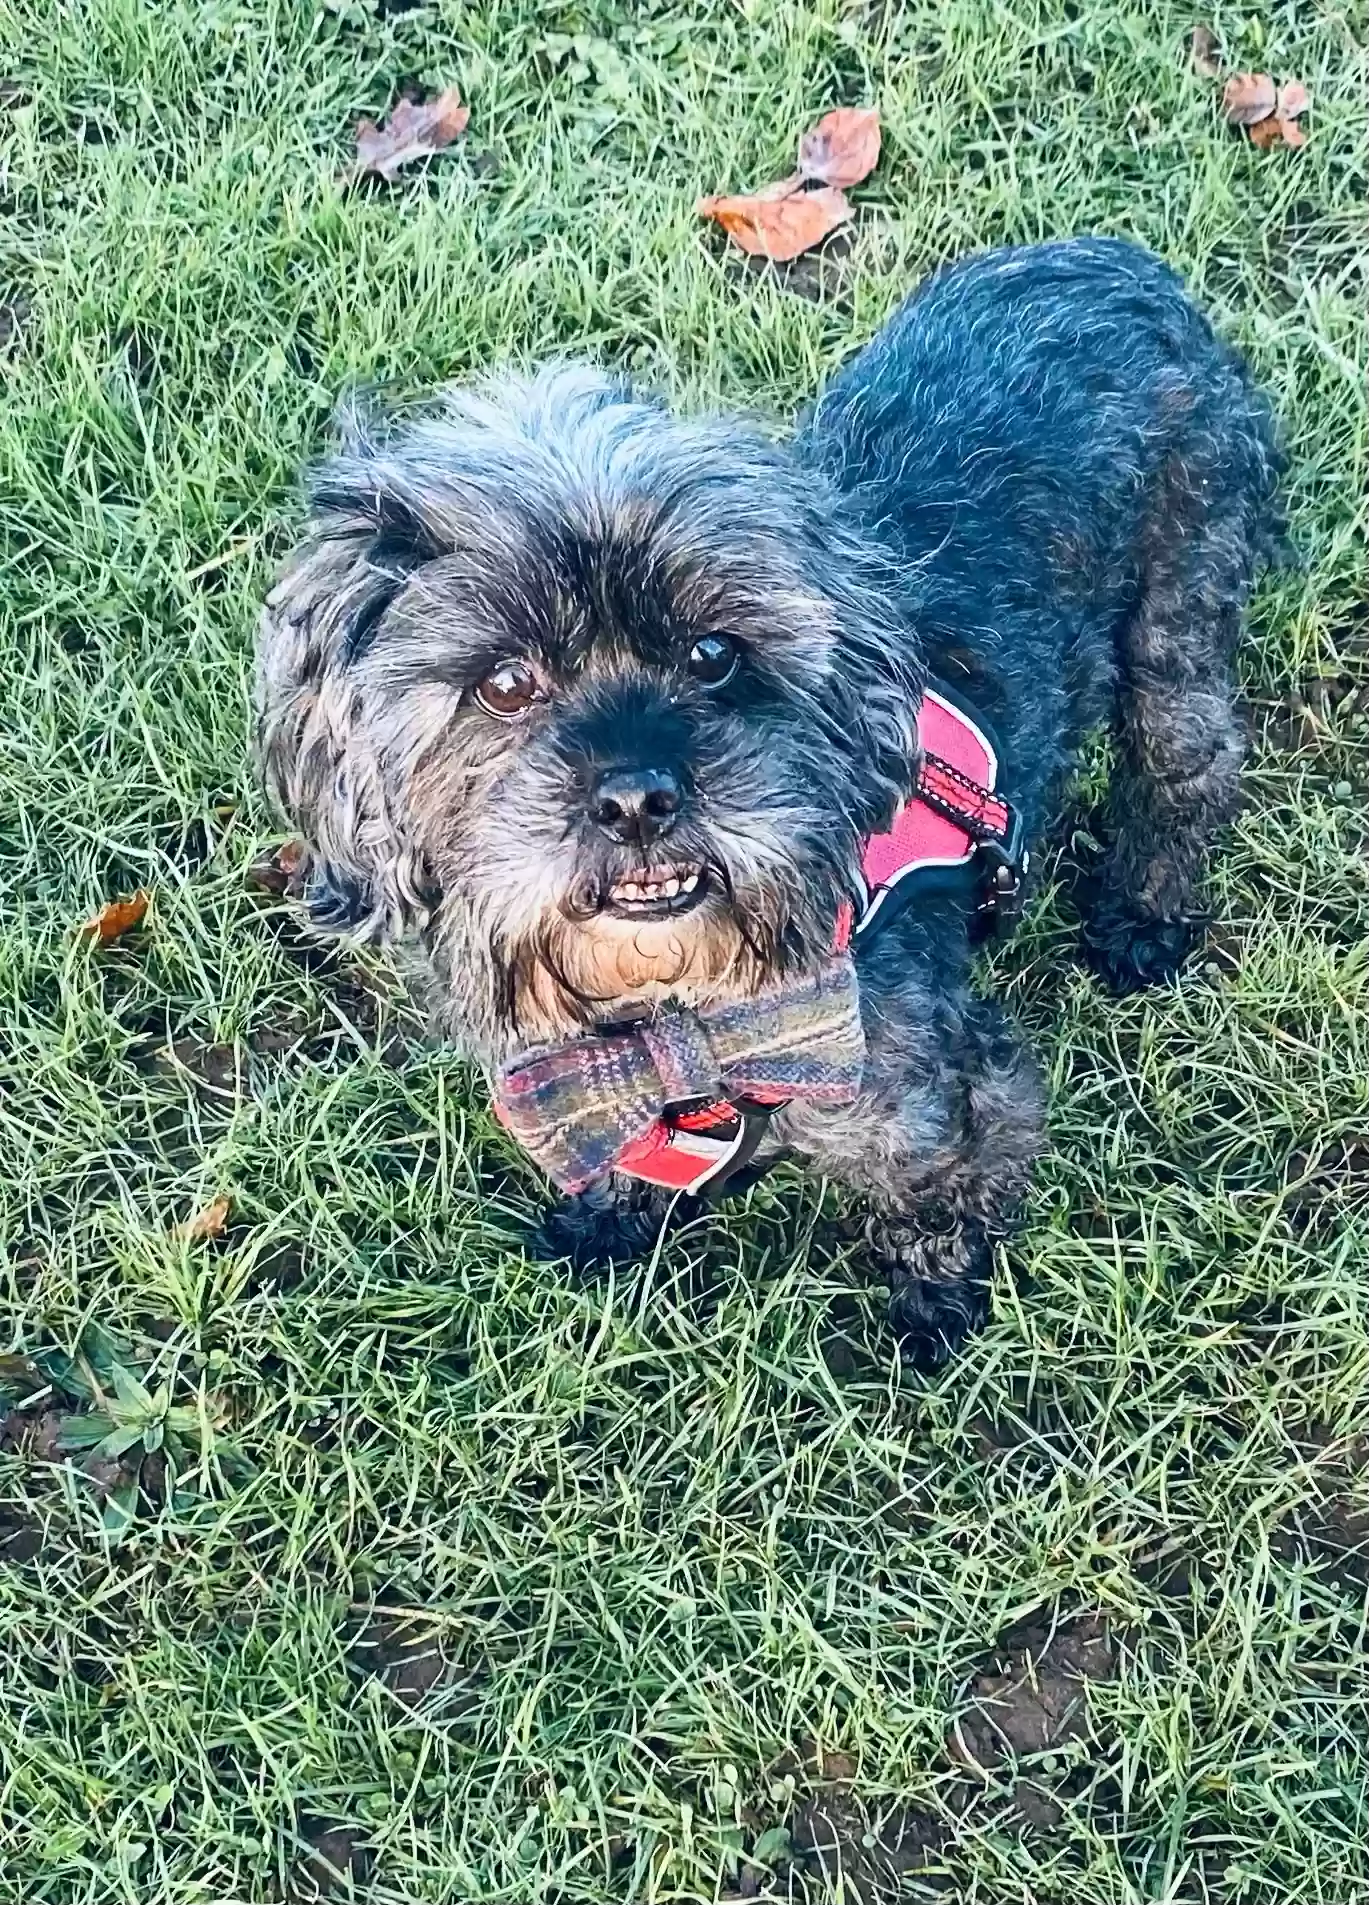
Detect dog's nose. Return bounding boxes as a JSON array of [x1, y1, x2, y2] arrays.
[[590, 766, 683, 844]]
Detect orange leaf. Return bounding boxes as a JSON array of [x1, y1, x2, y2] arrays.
[[353, 88, 470, 182], [797, 106, 881, 189], [79, 891, 150, 945], [1222, 72, 1276, 125], [1276, 80, 1310, 120], [174, 1195, 232, 1243], [696, 186, 850, 261], [1278, 115, 1307, 148], [1190, 25, 1222, 79], [1248, 115, 1284, 148], [755, 171, 805, 201], [248, 837, 309, 896]]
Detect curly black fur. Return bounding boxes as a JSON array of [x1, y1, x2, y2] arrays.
[[535, 1176, 693, 1274], [257, 236, 1283, 1369]]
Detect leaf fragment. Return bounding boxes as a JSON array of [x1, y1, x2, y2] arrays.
[[79, 891, 150, 945], [695, 185, 851, 261], [353, 88, 470, 183], [797, 106, 881, 188], [173, 1195, 232, 1243]]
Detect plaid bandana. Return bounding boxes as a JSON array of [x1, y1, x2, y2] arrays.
[[495, 955, 865, 1193]]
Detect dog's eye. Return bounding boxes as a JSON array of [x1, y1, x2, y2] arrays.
[[687, 633, 739, 687], [474, 658, 544, 719]]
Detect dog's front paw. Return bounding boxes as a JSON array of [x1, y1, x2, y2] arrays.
[[1082, 899, 1206, 995], [867, 1215, 993, 1371], [532, 1177, 683, 1276]]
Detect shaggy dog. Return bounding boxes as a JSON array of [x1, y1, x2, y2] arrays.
[[255, 237, 1282, 1367]]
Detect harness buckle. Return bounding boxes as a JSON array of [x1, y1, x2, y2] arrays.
[[973, 801, 1029, 936]]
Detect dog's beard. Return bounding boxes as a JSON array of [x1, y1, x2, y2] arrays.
[[478, 825, 843, 1044], [411, 690, 873, 1053]]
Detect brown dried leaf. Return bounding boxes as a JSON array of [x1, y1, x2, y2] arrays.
[[797, 106, 881, 189], [1222, 72, 1277, 125], [247, 837, 309, 896], [174, 1195, 232, 1243], [79, 890, 150, 945], [353, 88, 470, 183], [696, 185, 850, 261], [1190, 25, 1222, 79], [755, 171, 804, 201]]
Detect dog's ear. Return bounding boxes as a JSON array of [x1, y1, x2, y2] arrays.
[[254, 412, 442, 941]]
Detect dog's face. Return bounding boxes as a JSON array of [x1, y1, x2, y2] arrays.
[[257, 368, 921, 1058]]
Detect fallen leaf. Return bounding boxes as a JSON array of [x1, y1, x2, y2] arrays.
[[755, 171, 804, 201], [353, 88, 470, 183], [1189, 26, 1222, 79], [696, 185, 850, 261], [1250, 113, 1305, 148], [79, 891, 150, 945], [797, 106, 881, 189], [1222, 72, 1277, 125], [1224, 72, 1310, 147], [248, 836, 308, 895], [174, 1195, 232, 1243], [277, 837, 307, 877]]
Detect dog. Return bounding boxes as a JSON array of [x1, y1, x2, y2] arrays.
[[255, 236, 1282, 1368]]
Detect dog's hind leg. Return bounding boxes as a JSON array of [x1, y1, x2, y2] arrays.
[[1083, 456, 1269, 993]]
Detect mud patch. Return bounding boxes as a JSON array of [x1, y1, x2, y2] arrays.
[[1, 1406, 131, 1499], [0, 1507, 45, 1562], [780, 1752, 953, 1902], [293, 1818, 373, 1901], [948, 1612, 1118, 1829], [732, 228, 855, 306], [1283, 1495, 1369, 1595], [818, 1293, 872, 1379], [163, 1038, 242, 1096], [0, 293, 29, 353], [249, 1009, 313, 1058], [1283, 1136, 1369, 1233], [348, 1606, 473, 1713], [1133, 1535, 1213, 1606]]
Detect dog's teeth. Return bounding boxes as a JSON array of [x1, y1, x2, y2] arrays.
[[610, 868, 701, 908]]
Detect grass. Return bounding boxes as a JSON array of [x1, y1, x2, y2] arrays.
[[1, 0, 1367, 1899]]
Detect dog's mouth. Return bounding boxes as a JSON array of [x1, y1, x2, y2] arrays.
[[602, 861, 708, 920]]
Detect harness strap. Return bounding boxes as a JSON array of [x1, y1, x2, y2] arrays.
[[915, 750, 1013, 845]]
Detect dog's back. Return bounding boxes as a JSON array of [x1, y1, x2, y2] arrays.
[[803, 234, 1282, 993], [800, 237, 1283, 815]]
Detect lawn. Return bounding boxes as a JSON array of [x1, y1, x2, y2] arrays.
[[1, 1, 1367, 1901]]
